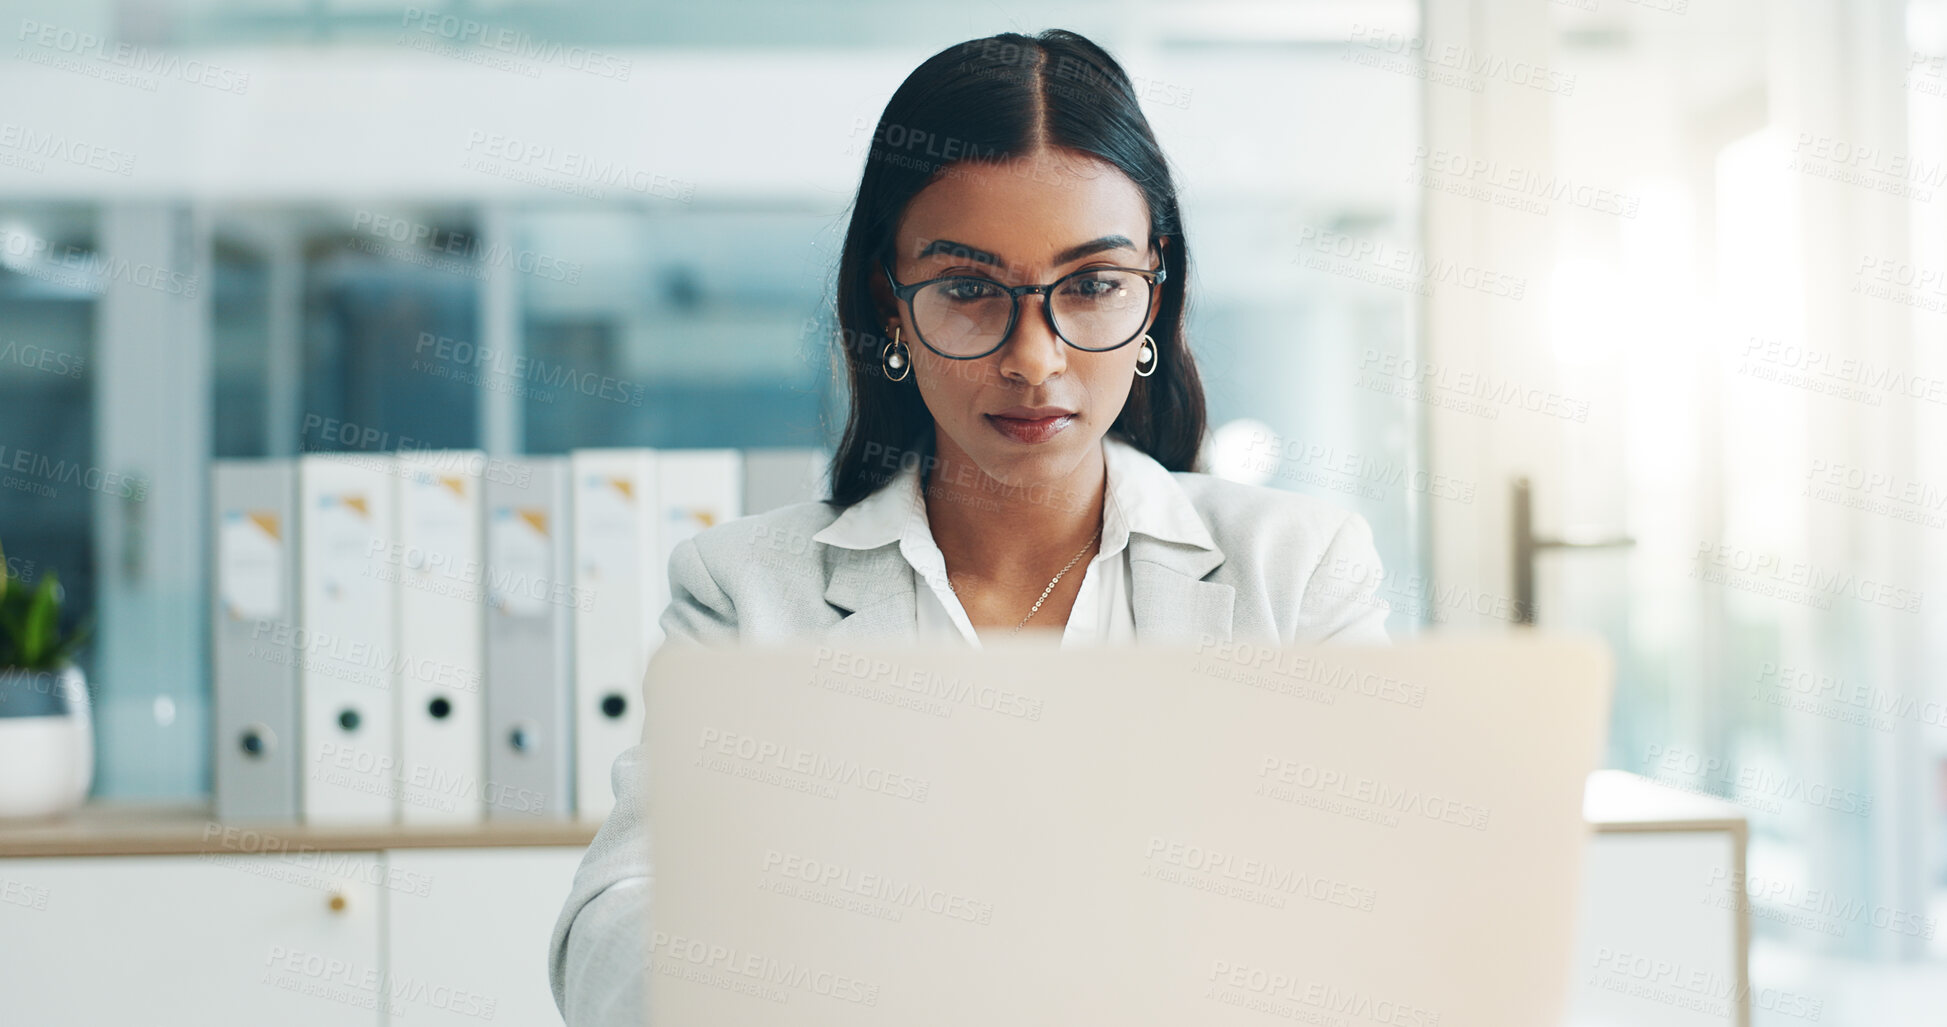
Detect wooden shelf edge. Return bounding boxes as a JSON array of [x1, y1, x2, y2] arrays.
[[0, 802, 600, 858]]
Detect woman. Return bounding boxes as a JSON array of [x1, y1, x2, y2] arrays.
[[549, 28, 1390, 1024]]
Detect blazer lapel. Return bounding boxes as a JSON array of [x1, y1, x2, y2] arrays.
[[822, 544, 920, 643], [1129, 533, 1235, 644]]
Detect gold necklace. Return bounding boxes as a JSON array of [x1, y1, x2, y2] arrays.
[[945, 526, 1102, 635]]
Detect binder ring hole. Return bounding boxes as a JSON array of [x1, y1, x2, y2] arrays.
[[240, 727, 273, 757]]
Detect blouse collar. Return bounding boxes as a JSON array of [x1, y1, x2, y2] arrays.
[[811, 430, 1217, 556]]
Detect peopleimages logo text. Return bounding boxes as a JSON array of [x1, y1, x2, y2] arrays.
[[16, 19, 251, 93]]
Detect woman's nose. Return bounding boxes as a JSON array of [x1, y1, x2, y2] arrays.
[[996, 294, 1066, 384]]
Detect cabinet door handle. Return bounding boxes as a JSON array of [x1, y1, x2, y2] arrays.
[[327, 892, 348, 913]]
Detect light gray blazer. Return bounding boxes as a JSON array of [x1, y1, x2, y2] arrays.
[[547, 472, 1393, 1025]]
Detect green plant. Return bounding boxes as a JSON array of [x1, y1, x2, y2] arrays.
[[0, 538, 94, 671]]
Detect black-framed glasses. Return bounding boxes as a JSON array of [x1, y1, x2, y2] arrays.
[[881, 258, 1167, 360]]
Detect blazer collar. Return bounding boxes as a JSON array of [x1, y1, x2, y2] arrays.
[[815, 433, 1234, 644]]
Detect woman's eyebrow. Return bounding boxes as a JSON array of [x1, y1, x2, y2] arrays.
[[1051, 234, 1137, 265], [916, 238, 1002, 266], [916, 234, 1137, 270]]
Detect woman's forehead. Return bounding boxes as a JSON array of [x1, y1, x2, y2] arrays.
[[895, 154, 1151, 267]]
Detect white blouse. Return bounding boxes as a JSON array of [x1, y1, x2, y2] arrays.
[[809, 433, 1215, 647]]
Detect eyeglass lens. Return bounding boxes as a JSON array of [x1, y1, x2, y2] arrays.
[[910, 269, 1151, 356]]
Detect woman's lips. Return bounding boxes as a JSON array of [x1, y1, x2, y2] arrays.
[[985, 413, 1074, 444]]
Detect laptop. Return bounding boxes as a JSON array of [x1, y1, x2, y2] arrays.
[[637, 634, 1612, 1025]]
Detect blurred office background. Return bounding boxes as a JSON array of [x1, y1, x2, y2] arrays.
[[0, 0, 1942, 1021]]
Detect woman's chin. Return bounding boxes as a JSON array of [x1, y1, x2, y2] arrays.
[[959, 428, 1097, 486]]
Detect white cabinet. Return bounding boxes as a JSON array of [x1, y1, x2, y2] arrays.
[[1565, 771, 1751, 1027], [1568, 831, 1744, 1026], [0, 851, 384, 1026], [387, 847, 585, 1025], [0, 843, 584, 1027]]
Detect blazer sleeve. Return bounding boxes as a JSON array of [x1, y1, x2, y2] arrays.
[[547, 535, 738, 1026], [1296, 511, 1393, 645]]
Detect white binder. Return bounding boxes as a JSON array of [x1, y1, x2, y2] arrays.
[[394, 450, 486, 823], [570, 449, 659, 821], [211, 460, 299, 823], [484, 458, 574, 820], [653, 449, 744, 632], [297, 453, 398, 824]]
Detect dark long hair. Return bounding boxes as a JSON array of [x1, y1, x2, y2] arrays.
[[825, 28, 1207, 507]]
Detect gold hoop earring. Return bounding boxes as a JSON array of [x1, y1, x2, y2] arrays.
[[881, 326, 911, 382], [1134, 334, 1159, 378]]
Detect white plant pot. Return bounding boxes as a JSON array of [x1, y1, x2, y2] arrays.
[[0, 666, 95, 820]]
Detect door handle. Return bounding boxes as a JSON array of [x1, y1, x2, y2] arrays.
[[1511, 477, 1634, 625]]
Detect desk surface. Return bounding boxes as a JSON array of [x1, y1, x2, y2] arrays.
[[0, 770, 1739, 859], [1583, 768, 1748, 835]]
